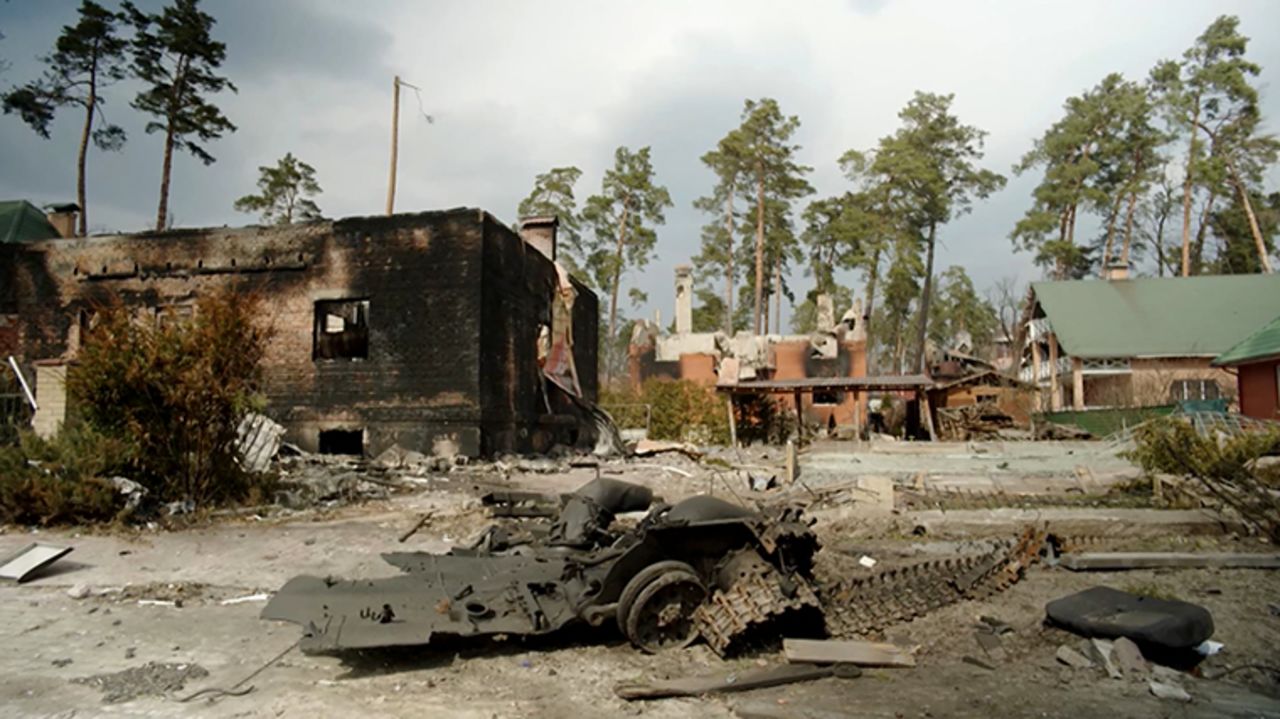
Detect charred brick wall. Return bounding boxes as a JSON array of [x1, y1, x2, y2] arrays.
[[5, 208, 598, 457]]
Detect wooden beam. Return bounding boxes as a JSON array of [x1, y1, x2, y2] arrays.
[[793, 390, 804, 442], [1059, 552, 1280, 571], [1072, 356, 1085, 411], [1047, 332, 1061, 411], [783, 638, 917, 667], [614, 663, 855, 700], [726, 396, 739, 450]]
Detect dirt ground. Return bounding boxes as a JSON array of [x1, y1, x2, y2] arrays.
[[2, 446, 1278, 718]]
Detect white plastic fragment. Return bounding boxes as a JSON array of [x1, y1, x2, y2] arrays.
[[219, 593, 270, 606], [858, 555, 877, 569]]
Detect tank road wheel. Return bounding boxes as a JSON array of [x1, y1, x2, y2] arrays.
[[615, 561, 698, 634], [623, 568, 707, 653]]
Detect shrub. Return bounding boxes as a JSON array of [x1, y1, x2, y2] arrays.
[[601, 379, 732, 444], [0, 424, 128, 525], [1126, 416, 1280, 541], [67, 291, 272, 509]]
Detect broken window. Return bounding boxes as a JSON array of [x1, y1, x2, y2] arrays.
[[313, 299, 369, 360], [812, 391, 842, 406], [1168, 379, 1221, 403], [318, 428, 364, 455]]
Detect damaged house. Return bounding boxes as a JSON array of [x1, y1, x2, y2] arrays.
[[628, 265, 870, 430], [0, 206, 598, 457]]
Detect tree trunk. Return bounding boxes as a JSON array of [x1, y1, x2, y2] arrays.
[[76, 100, 94, 237], [605, 202, 631, 384], [753, 163, 765, 335], [723, 186, 735, 334], [1099, 193, 1124, 275], [1226, 164, 1274, 274], [915, 223, 937, 374], [1190, 189, 1217, 275], [76, 52, 99, 237], [1120, 189, 1139, 266], [863, 246, 880, 334], [156, 119, 176, 231], [1154, 201, 1169, 277], [1180, 102, 1201, 277], [772, 263, 781, 334]]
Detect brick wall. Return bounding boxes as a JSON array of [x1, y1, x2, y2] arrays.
[[5, 208, 598, 456]]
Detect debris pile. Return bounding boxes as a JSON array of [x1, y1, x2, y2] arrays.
[[935, 401, 1015, 440], [73, 662, 209, 704]]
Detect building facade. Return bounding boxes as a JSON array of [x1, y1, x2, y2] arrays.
[[1022, 270, 1280, 411], [1, 208, 598, 457]]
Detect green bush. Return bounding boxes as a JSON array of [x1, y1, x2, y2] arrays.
[[602, 379, 732, 444], [66, 291, 273, 509], [0, 424, 128, 525], [1126, 416, 1280, 541]]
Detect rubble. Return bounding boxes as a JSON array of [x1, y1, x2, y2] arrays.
[[73, 661, 210, 704]]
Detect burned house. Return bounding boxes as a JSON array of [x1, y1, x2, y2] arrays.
[[627, 266, 870, 431], [0, 207, 598, 457]]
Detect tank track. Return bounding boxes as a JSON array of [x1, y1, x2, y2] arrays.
[[694, 552, 825, 657], [819, 527, 1047, 638]]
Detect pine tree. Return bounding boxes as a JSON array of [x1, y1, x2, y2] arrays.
[[581, 146, 672, 381], [517, 166, 585, 274], [233, 153, 323, 225], [692, 129, 747, 334], [123, 0, 236, 231], [1151, 16, 1267, 275], [730, 99, 813, 334], [859, 92, 1004, 371], [2, 1, 128, 236]]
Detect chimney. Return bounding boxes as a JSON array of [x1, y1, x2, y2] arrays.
[[674, 264, 693, 334], [1104, 260, 1130, 281], [518, 215, 558, 261], [816, 292, 834, 330], [45, 203, 80, 238]]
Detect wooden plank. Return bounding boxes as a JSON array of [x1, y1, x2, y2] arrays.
[[1059, 552, 1280, 571], [783, 638, 916, 667], [614, 663, 853, 700]]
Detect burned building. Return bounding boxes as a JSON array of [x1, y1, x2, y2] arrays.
[[628, 266, 870, 430], [0, 207, 598, 457]]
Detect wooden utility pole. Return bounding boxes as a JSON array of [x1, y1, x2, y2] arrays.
[[386, 75, 401, 215]]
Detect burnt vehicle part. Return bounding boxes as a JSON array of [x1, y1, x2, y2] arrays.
[[262, 478, 825, 656]]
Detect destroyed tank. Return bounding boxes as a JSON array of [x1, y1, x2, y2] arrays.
[[261, 478, 826, 655]]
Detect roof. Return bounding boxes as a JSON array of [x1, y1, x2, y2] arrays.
[[1031, 274, 1280, 359], [932, 369, 1035, 392], [1213, 313, 1280, 366], [0, 200, 60, 244], [719, 374, 933, 394]]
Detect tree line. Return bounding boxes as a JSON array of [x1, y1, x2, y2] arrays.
[[520, 14, 1276, 378], [3, 0, 320, 233]]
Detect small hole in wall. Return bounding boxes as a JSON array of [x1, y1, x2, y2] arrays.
[[297, 253, 304, 263], [318, 429, 364, 456], [197, 259, 204, 269], [166, 261, 172, 271], [100, 265, 107, 273], [230, 258, 236, 268]]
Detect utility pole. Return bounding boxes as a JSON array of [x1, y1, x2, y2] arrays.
[[386, 75, 401, 215]]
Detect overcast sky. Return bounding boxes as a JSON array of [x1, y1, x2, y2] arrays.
[[2, 0, 1279, 328]]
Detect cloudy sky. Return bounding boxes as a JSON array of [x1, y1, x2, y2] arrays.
[[3, 0, 1279, 327]]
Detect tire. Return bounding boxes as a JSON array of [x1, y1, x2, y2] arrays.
[[615, 560, 698, 634], [623, 567, 707, 653]]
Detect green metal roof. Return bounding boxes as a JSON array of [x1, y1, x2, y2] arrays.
[[1213, 313, 1280, 366], [0, 200, 60, 244], [1032, 274, 1280, 359]]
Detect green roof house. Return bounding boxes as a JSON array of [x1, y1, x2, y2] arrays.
[[0, 200, 62, 244], [1025, 270, 1280, 411], [1212, 313, 1280, 421]]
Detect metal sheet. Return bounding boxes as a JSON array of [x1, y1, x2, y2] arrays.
[[0, 542, 72, 582]]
